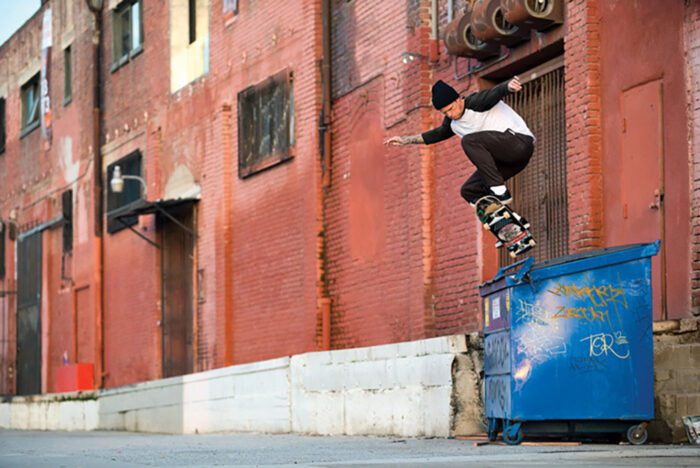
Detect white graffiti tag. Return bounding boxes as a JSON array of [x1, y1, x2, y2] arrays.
[[580, 333, 630, 360]]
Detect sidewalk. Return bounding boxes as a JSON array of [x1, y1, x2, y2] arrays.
[[0, 429, 698, 467]]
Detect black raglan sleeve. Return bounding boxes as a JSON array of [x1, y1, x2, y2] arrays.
[[421, 116, 454, 144], [462, 82, 512, 112]]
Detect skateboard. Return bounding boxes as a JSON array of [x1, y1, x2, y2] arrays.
[[474, 195, 536, 258]]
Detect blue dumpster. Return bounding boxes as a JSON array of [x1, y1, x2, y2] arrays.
[[479, 241, 660, 445]]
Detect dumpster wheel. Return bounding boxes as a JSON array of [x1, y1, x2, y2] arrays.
[[626, 424, 648, 445], [503, 422, 523, 445]]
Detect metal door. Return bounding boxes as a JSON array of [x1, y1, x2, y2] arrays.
[[613, 80, 664, 319], [16, 232, 42, 395], [160, 206, 194, 378]]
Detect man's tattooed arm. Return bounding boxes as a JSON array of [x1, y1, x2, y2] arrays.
[[384, 134, 425, 146]]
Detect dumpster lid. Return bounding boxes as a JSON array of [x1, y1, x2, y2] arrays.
[[478, 240, 660, 295]]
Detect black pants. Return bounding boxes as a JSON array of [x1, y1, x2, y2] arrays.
[[459, 130, 534, 204]]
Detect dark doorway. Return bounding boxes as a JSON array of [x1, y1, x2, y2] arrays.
[[16, 232, 42, 395], [160, 205, 195, 378]]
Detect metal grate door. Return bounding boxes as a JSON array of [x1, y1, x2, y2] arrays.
[[501, 65, 568, 265], [16, 232, 42, 395]]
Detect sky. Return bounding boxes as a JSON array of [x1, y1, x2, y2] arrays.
[[0, 0, 41, 47]]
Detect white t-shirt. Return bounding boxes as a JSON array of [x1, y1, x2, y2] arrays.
[[450, 101, 535, 140]]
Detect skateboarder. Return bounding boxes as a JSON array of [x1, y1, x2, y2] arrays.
[[384, 76, 534, 207]]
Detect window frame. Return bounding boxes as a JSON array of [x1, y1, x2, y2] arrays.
[[106, 150, 144, 234], [20, 73, 40, 137], [223, 0, 239, 25], [237, 70, 295, 179], [111, 0, 144, 72]]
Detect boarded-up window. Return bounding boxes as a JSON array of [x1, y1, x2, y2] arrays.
[[501, 65, 568, 265], [106, 150, 143, 233], [62, 190, 73, 253], [237, 70, 294, 178]]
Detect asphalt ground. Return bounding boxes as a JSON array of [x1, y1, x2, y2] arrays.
[[0, 430, 698, 467]]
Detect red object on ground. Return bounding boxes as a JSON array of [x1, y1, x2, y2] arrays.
[[56, 364, 94, 393]]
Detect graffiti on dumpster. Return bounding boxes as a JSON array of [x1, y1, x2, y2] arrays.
[[514, 299, 550, 326], [546, 273, 628, 310], [579, 332, 630, 359], [485, 332, 510, 373], [552, 306, 609, 324], [569, 355, 606, 373], [486, 376, 509, 416]]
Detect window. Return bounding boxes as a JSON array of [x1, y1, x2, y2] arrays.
[[106, 150, 143, 233], [62, 190, 73, 253], [237, 70, 294, 178], [0, 97, 5, 153], [64, 46, 72, 105], [223, 0, 238, 24], [112, 0, 143, 69], [189, 0, 197, 44], [20, 74, 40, 134]]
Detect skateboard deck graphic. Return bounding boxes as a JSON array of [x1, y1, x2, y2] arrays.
[[474, 195, 536, 258]]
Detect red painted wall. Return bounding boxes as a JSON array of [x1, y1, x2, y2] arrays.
[[599, 0, 690, 319], [2, 0, 699, 395], [0, 1, 100, 393]]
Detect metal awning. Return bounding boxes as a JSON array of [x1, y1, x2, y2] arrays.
[[110, 197, 199, 248]]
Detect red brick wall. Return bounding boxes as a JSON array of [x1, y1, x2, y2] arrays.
[[326, 0, 441, 349], [687, 1, 700, 318], [0, 2, 101, 392], [564, 0, 603, 252], [206, 0, 323, 364]]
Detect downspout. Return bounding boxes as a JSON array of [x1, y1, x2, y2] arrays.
[[86, 0, 104, 388], [318, 0, 332, 350]]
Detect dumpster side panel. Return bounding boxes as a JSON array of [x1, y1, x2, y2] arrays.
[[509, 258, 654, 420], [484, 332, 510, 376], [485, 375, 511, 419]]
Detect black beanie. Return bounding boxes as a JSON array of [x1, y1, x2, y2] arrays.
[[431, 80, 459, 110]]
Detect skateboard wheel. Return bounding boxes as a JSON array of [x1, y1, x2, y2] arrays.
[[509, 251, 517, 258], [483, 223, 490, 231], [503, 211, 511, 219], [529, 239, 536, 247]]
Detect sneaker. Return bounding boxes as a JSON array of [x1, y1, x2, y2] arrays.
[[491, 187, 513, 204]]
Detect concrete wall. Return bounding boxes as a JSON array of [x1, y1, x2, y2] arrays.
[[0, 335, 481, 437], [651, 320, 700, 443]]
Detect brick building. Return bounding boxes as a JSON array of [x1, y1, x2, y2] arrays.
[[0, 0, 698, 435]]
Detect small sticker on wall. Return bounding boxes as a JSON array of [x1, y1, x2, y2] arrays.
[[492, 297, 501, 320], [485, 299, 490, 327]]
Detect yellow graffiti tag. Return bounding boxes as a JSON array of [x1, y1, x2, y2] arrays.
[[552, 306, 609, 324], [547, 276, 628, 309]]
